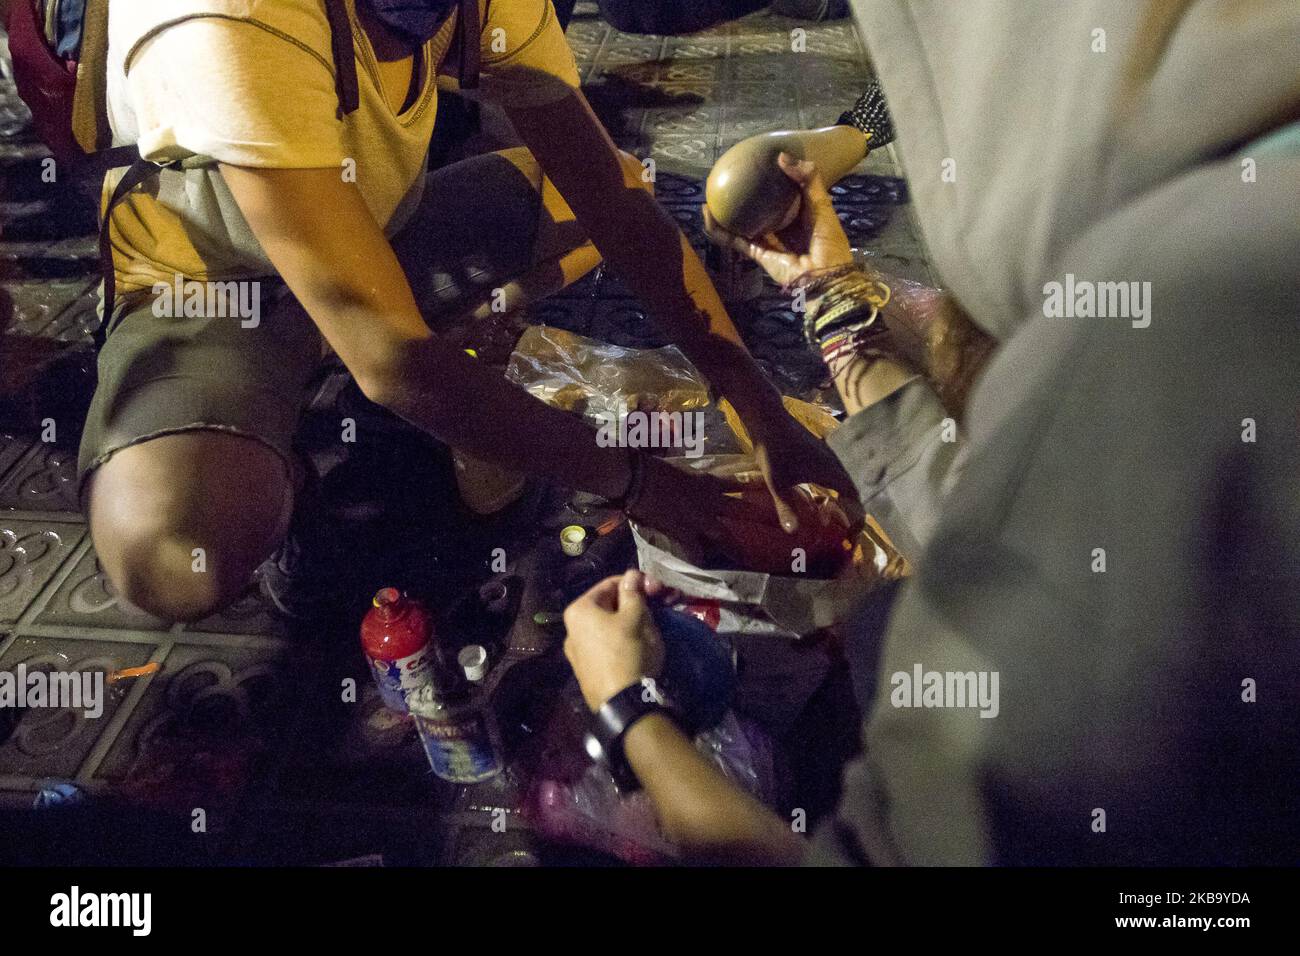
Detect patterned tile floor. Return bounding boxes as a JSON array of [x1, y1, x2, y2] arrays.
[[0, 4, 932, 864]]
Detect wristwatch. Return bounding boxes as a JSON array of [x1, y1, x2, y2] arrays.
[[585, 677, 681, 792]]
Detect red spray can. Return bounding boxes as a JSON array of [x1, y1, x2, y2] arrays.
[[360, 587, 435, 713]]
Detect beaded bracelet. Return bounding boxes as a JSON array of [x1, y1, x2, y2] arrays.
[[783, 263, 859, 298], [820, 319, 892, 367], [801, 271, 892, 348]]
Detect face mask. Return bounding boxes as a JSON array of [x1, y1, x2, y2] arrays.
[[361, 0, 458, 45]]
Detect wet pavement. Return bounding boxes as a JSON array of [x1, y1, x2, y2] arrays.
[[0, 4, 932, 864]]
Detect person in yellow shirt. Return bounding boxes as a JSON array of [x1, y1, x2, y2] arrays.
[[84, 0, 854, 620]]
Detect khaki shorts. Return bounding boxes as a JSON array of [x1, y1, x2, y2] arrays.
[[78, 148, 592, 491]]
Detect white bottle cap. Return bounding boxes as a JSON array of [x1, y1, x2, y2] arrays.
[[458, 644, 489, 682]]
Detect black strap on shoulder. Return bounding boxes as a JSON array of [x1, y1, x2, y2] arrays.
[[95, 156, 168, 348], [323, 0, 360, 116], [92, 1, 456, 346], [320, 0, 471, 107], [89, 1, 366, 350], [457, 0, 480, 90], [74, 144, 145, 179]]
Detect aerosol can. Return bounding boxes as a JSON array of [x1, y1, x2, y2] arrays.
[[359, 587, 435, 713]]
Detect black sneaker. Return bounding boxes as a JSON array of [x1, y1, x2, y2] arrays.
[[257, 461, 356, 623], [259, 426, 463, 622]]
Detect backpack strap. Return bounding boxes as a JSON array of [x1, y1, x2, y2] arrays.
[[322, 0, 360, 117], [324, 1, 475, 110], [92, 1, 435, 346], [95, 156, 177, 348], [457, 0, 480, 90]]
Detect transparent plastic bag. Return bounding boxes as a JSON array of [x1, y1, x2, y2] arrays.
[[504, 325, 711, 424], [695, 711, 776, 807], [527, 706, 776, 865]]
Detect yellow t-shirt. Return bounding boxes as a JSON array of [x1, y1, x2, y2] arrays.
[[103, 0, 580, 293]]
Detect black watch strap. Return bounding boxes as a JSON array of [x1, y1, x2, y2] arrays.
[[589, 678, 677, 791]]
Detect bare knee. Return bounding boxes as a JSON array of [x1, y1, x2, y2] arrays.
[[83, 431, 293, 622], [97, 524, 250, 622]]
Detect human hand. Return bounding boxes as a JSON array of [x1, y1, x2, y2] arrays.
[[626, 454, 765, 556], [563, 570, 667, 712], [703, 152, 854, 288], [747, 407, 862, 532]]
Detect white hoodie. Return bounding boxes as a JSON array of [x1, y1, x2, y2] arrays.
[[814, 0, 1300, 865]]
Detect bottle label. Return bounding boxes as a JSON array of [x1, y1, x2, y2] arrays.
[[413, 710, 502, 783], [369, 646, 433, 712]]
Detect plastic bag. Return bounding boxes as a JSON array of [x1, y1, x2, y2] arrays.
[[632, 453, 906, 639], [696, 711, 776, 807], [504, 325, 711, 424], [527, 710, 776, 865]]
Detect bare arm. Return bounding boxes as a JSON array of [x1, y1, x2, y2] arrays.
[[506, 91, 861, 527], [564, 572, 805, 866], [703, 153, 997, 421], [505, 92, 784, 422], [219, 164, 634, 497], [860, 268, 997, 423], [624, 712, 806, 866]]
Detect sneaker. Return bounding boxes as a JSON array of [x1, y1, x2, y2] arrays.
[[257, 461, 355, 622]]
